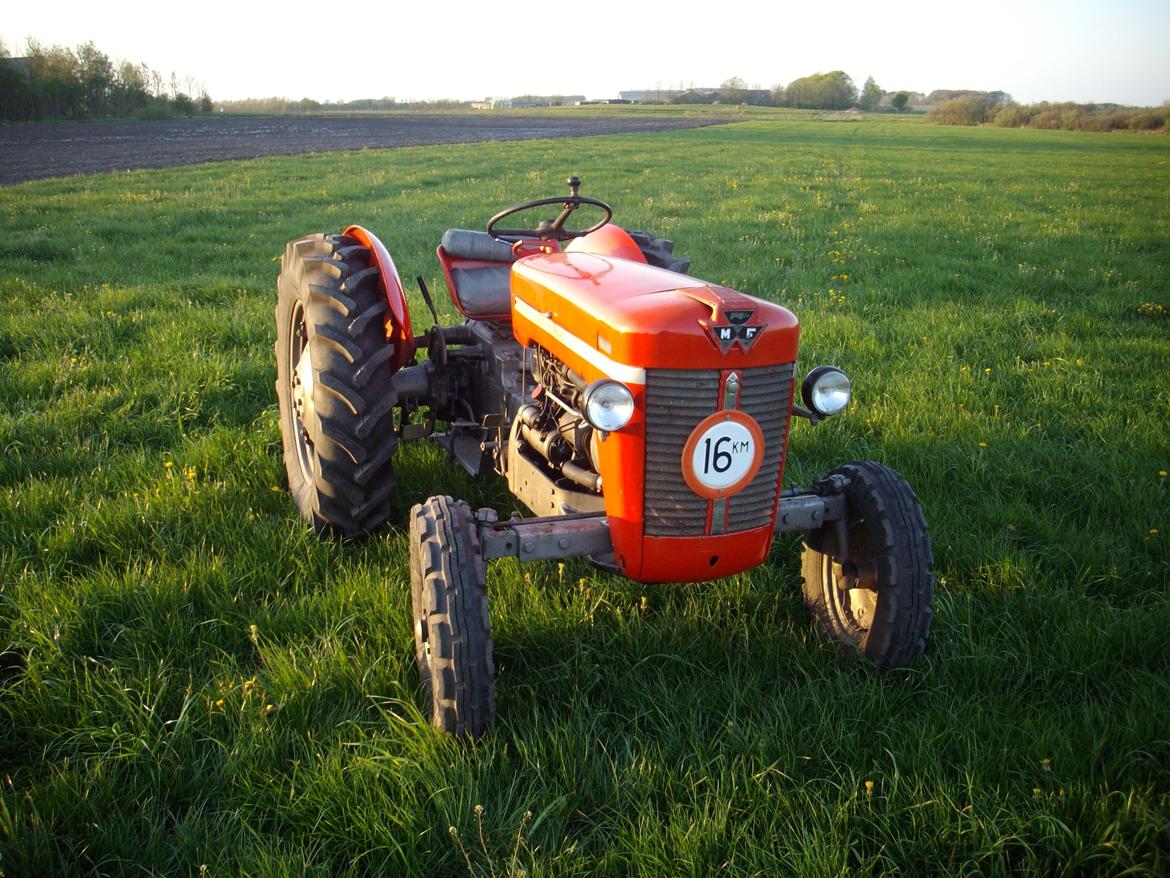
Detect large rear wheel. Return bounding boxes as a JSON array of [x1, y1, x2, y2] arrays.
[[275, 233, 399, 536], [801, 461, 934, 668]]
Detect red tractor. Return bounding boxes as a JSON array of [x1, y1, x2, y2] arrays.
[[275, 177, 934, 737]]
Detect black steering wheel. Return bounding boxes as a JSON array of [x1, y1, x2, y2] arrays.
[[487, 176, 613, 241]]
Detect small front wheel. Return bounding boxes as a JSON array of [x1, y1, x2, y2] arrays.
[[409, 496, 496, 738], [801, 461, 934, 668]]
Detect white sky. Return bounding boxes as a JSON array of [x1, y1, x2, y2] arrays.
[[3, 0, 1168, 106]]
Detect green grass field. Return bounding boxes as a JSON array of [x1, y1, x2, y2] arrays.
[[1, 117, 1168, 876]]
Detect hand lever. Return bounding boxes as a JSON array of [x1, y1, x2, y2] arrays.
[[567, 175, 581, 197]]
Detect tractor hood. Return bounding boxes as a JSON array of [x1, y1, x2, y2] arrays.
[[510, 251, 799, 380]]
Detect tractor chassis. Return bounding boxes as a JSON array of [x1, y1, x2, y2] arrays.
[[473, 487, 849, 564]]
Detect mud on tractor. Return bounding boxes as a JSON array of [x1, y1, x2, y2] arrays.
[[275, 176, 935, 738]]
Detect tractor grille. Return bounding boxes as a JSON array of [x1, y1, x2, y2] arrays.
[[728, 364, 795, 531], [643, 370, 719, 535], [643, 364, 794, 536]]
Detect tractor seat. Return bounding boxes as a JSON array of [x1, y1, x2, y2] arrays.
[[439, 229, 517, 319]]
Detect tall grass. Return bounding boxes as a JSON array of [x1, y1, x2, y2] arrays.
[[1, 118, 1167, 875]]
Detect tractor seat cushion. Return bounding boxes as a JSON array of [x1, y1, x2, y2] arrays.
[[441, 228, 517, 263], [447, 264, 512, 317]]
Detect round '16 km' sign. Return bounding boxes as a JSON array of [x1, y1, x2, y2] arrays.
[[681, 410, 766, 500]]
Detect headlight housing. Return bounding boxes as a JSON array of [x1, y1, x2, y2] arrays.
[[582, 379, 634, 432], [801, 366, 852, 417]]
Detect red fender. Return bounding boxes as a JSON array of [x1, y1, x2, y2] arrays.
[[344, 225, 415, 371]]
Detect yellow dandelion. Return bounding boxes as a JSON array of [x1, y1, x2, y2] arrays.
[[214, 699, 224, 709], [984, 367, 992, 374], [185, 467, 196, 480], [865, 780, 874, 796], [978, 442, 988, 448], [1159, 471, 1167, 478], [261, 703, 274, 717], [1151, 528, 1160, 536], [164, 461, 174, 469]]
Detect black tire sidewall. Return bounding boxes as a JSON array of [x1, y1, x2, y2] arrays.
[[408, 496, 495, 738], [801, 460, 933, 667]]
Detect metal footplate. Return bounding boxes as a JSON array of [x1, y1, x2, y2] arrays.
[[477, 510, 614, 562]]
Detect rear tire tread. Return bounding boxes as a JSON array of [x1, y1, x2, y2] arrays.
[[275, 232, 398, 537]]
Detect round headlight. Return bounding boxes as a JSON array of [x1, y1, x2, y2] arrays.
[[582, 379, 634, 432], [801, 366, 852, 417]]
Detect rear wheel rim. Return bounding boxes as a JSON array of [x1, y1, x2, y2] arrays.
[[288, 301, 315, 484]]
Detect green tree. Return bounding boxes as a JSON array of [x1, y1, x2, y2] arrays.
[[171, 92, 195, 116], [76, 42, 114, 116], [926, 94, 992, 125], [720, 76, 748, 103], [113, 60, 149, 115], [785, 71, 857, 110], [890, 91, 911, 112], [859, 75, 883, 112], [27, 39, 84, 119]]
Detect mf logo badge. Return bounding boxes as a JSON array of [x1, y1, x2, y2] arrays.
[[705, 308, 765, 354]]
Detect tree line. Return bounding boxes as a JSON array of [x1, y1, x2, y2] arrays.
[[0, 38, 213, 122], [217, 96, 478, 114], [5, 41, 1163, 131], [671, 73, 914, 112], [926, 93, 1169, 133]]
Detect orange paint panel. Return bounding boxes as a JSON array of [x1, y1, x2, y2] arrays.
[[511, 251, 799, 372], [637, 526, 775, 583], [564, 224, 649, 263]]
